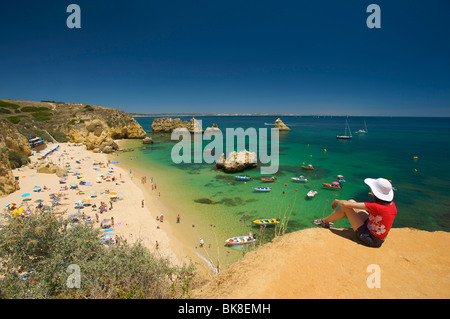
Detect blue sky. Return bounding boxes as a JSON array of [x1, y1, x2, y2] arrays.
[[0, 0, 449, 116]]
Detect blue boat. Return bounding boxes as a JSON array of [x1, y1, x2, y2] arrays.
[[252, 187, 272, 192], [235, 176, 251, 181]]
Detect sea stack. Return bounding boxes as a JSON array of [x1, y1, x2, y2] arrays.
[[216, 150, 257, 173], [274, 118, 291, 131]]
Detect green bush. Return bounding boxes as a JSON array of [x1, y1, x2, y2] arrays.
[[0, 100, 20, 109], [0, 209, 195, 299], [31, 111, 53, 122], [8, 150, 30, 169], [21, 106, 50, 113], [0, 107, 12, 114], [6, 116, 21, 124], [47, 130, 69, 143]]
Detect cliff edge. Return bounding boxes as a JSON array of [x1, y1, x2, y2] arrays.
[[192, 227, 450, 299]]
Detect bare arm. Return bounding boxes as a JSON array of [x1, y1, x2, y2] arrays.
[[332, 199, 367, 210]]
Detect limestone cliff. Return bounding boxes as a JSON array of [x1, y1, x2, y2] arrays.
[[0, 119, 29, 196], [151, 117, 203, 133]]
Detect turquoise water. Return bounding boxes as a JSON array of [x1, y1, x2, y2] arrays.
[[116, 116, 450, 268], [119, 115, 449, 258], [131, 115, 450, 235]]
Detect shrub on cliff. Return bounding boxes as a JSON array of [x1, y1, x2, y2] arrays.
[[8, 150, 29, 169], [0, 210, 195, 299]]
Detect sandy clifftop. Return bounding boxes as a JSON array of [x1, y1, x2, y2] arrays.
[[192, 227, 450, 299]]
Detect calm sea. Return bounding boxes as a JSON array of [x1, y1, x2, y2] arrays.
[[117, 116, 450, 268]]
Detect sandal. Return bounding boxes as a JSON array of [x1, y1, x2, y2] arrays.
[[312, 218, 333, 229]]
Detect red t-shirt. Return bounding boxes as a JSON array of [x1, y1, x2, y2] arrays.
[[364, 201, 397, 240]]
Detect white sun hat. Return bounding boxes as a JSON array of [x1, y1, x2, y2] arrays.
[[364, 178, 394, 202]]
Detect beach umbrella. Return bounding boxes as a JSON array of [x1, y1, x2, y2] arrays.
[[21, 193, 30, 198], [33, 186, 41, 192], [110, 192, 117, 195], [35, 199, 43, 203], [74, 200, 83, 206], [74, 206, 84, 210], [6, 203, 16, 208]]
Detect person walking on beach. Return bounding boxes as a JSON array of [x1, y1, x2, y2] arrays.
[[176, 214, 180, 223], [142, 199, 144, 208], [313, 178, 397, 248]]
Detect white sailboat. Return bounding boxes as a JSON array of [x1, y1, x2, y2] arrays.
[[336, 120, 352, 140], [356, 120, 368, 134]]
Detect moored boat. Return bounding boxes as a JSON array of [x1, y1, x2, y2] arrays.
[[252, 218, 280, 226], [260, 177, 276, 182], [307, 190, 318, 198], [234, 175, 251, 181], [225, 235, 257, 246], [301, 164, 315, 170], [252, 187, 272, 192], [292, 176, 308, 182], [322, 182, 342, 189]]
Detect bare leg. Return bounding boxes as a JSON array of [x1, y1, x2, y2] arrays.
[[322, 200, 369, 231]]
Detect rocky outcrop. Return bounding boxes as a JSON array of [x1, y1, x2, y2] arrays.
[[151, 117, 203, 133], [0, 139, 19, 196], [0, 119, 32, 196], [274, 118, 291, 131], [36, 163, 68, 178], [0, 119, 31, 156], [216, 150, 257, 173], [142, 136, 154, 144], [64, 116, 145, 153]]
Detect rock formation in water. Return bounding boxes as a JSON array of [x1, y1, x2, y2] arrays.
[[142, 136, 154, 144], [274, 118, 291, 131], [151, 117, 204, 133], [216, 150, 257, 173]]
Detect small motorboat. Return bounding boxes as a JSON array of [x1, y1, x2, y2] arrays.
[[336, 175, 346, 183], [252, 187, 272, 192], [307, 190, 318, 198], [234, 176, 251, 181], [225, 235, 257, 246], [292, 176, 308, 182], [260, 177, 276, 182], [301, 164, 315, 170], [322, 182, 342, 189], [252, 218, 279, 226]]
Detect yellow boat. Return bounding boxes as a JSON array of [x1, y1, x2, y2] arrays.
[[252, 218, 280, 226]]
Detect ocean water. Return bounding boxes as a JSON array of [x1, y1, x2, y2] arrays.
[[117, 116, 450, 268]]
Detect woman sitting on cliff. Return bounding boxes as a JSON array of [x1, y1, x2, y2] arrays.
[[313, 178, 397, 248]]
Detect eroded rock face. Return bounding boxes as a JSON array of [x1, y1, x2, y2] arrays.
[[151, 117, 204, 133], [274, 118, 291, 131], [64, 117, 144, 152], [0, 139, 19, 196], [216, 150, 258, 173], [0, 119, 31, 196], [0, 119, 31, 156]]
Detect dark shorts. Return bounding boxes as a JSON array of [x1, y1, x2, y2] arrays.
[[355, 221, 384, 248]]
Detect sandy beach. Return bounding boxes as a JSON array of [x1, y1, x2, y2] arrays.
[[0, 142, 187, 267]]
